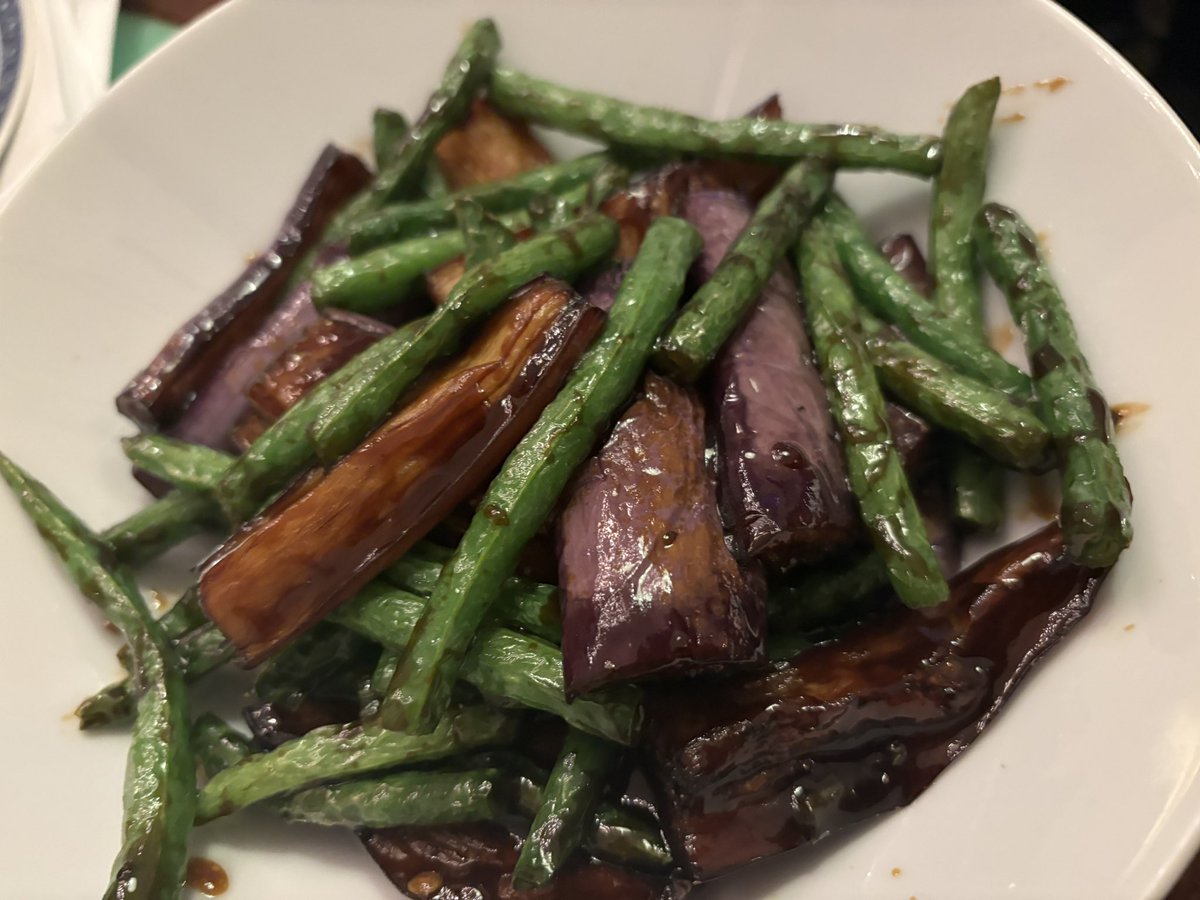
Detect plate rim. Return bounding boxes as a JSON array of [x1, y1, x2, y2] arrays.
[[1, 0, 1199, 896], [0, 0, 32, 163]]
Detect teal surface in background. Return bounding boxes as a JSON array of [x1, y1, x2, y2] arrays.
[[111, 12, 179, 82]]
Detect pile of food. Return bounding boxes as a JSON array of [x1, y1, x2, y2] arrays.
[[0, 18, 1132, 899]]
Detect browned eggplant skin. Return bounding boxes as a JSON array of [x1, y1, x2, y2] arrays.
[[245, 313, 391, 421], [200, 278, 604, 665], [696, 189, 858, 568], [435, 97, 555, 190], [362, 823, 686, 900], [557, 374, 766, 697], [646, 523, 1107, 880], [116, 146, 371, 431]]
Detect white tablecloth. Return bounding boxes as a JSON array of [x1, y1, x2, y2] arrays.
[[0, 0, 116, 201]]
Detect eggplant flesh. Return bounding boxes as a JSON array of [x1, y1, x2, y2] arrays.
[[435, 97, 554, 190], [200, 277, 604, 665], [558, 374, 766, 697], [693, 189, 857, 569], [245, 311, 391, 421], [362, 823, 686, 900], [117, 146, 370, 434], [646, 523, 1108, 879]]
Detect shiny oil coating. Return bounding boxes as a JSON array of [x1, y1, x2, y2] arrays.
[[646, 523, 1108, 879], [246, 312, 390, 420], [362, 821, 684, 899], [200, 278, 603, 664], [697, 189, 857, 568], [558, 373, 766, 695], [116, 146, 371, 431]]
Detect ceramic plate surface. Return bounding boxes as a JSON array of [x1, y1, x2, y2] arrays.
[[0, 1, 1198, 897]]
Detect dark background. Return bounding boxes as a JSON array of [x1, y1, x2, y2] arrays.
[[1059, 0, 1199, 132]]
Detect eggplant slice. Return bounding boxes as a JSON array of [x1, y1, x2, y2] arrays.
[[693, 189, 857, 569], [201, 277, 604, 664], [558, 373, 766, 697], [117, 146, 370, 435], [646, 523, 1108, 879]]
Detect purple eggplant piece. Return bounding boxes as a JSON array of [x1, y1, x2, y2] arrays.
[[116, 145, 371, 435], [168, 273, 324, 450], [691, 189, 857, 569], [580, 262, 628, 314], [646, 523, 1108, 880], [362, 822, 688, 900], [880, 233, 934, 298], [887, 403, 935, 476], [558, 373, 766, 696]]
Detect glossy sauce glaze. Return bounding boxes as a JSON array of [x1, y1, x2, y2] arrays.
[[646, 524, 1108, 879], [362, 823, 685, 900], [184, 857, 229, 896], [200, 277, 604, 664], [558, 373, 766, 695]]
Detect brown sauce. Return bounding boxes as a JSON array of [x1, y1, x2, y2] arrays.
[[1035, 76, 1071, 92], [1113, 401, 1151, 433], [999, 112, 1026, 125], [989, 322, 1016, 354], [1027, 476, 1060, 521], [185, 857, 228, 896]]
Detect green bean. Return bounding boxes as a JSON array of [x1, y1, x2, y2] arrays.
[[372, 108, 409, 172], [930, 77, 999, 328], [214, 315, 428, 522], [512, 728, 621, 888], [459, 628, 641, 745], [194, 704, 514, 822], [378, 216, 700, 733], [384, 553, 562, 642], [948, 451, 1005, 530], [1, 453, 144, 639], [277, 768, 507, 828], [193, 714, 253, 777], [121, 434, 233, 493], [311, 229, 465, 313], [254, 623, 377, 707], [329, 583, 427, 652], [861, 315, 1051, 469], [101, 490, 221, 565], [974, 203, 1132, 566], [306, 212, 617, 467], [104, 630, 194, 900], [508, 766, 673, 872], [346, 153, 610, 252], [821, 195, 1031, 397], [457, 197, 520, 267], [795, 221, 949, 609], [76, 680, 137, 730], [358, 19, 500, 210], [491, 67, 943, 175], [340, 590, 625, 737], [0, 454, 195, 899], [767, 631, 816, 662], [653, 160, 832, 381], [767, 552, 889, 632], [930, 77, 1005, 529]]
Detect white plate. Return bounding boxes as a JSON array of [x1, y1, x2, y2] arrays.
[[1, 1, 1198, 897], [0, 0, 31, 161]]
